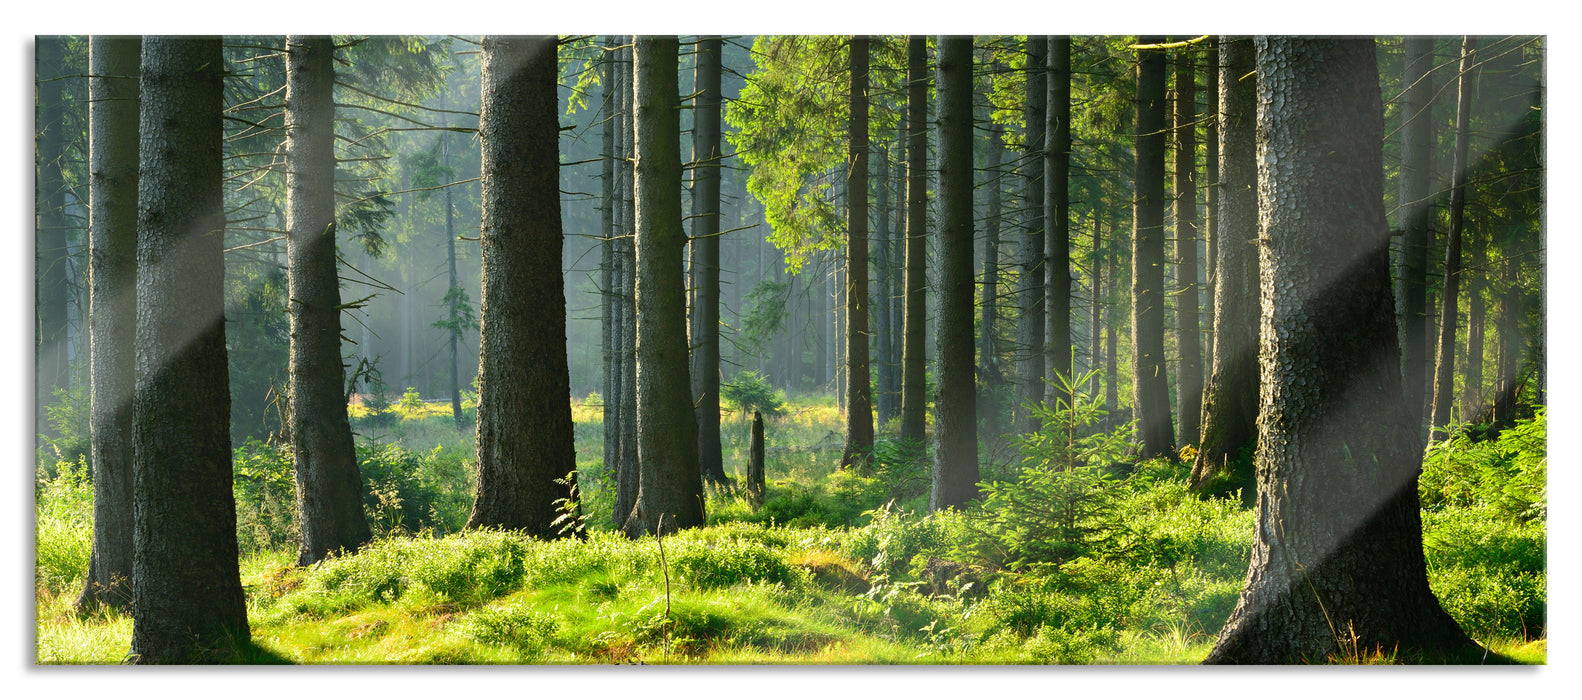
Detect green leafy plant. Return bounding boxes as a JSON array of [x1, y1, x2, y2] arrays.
[[721, 370, 787, 420]]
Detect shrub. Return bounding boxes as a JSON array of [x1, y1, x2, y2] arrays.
[[357, 442, 473, 535], [671, 538, 801, 590], [721, 370, 786, 420], [1421, 408, 1546, 521], [456, 600, 559, 657], [233, 439, 299, 555], [34, 456, 94, 593]]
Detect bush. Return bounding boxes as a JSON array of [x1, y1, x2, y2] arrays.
[[35, 456, 94, 593], [456, 600, 559, 657], [357, 442, 473, 536], [233, 439, 300, 555], [1421, 408, 1546, 521], [721, 370, 786, 419], [672, 538, 802, 590]]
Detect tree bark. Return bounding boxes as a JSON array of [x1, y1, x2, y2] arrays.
[[1429, 37, 1478, 439], [980, 120, 1005, 388], [441, 91, 464, 428], [79, 35, 140, 612], [1462, 224, 1485, 419], [842, 36, 875, 469], [690, 35, 728, 484], [623, 36, 705, 537], [875, 135, 897, 425], [1203, 38, 1220, 366], [1397, 37, 1436, 440], [467, 36, 578, 537], [1018, 36, 1047, 428], [1131, 35, 1175, 459], [929, 36, 978, 513], [615, 38, 641, 527], [1087, 214, 1102, 396], [1045, 36, 1073, 406], [899, 36, 929, 442], [36, 35, 70, 446], [130, 36, 249, 664], [1203, 37, 1476, 664], [601, 35, 620, 494], [283, 35, 372, 566], [747, 410, 766, 508], [1191, 36, 1258, 499], [1173, 39, 1203, 444]]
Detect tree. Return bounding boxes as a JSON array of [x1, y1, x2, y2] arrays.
[[614, 37, 641, 527], [841, 36, 875, 469], [1190, 36, 1258, 498], [36, 35, 71, 447], [899, 36, 929, 442], [1018, 36, 1047, 428], [1396, 36, 1436, 436], [690, 35, 729, 484], [929, 36, 978, 513], [601, 35, 622, 502], [1130, 36, 1174, 459], [78, 34, 139, 612], [979, 118, 1006, 390], [283, 35, 372, 565], [130, 35, 249, 663], [1429, 37, 1478, 439], [1203, 37, 1477, 664], [623, 35, 704, 537], [1045, 36, 1073, 406], [1172, 39, 1203, 444], [465, 36, 578, 536]]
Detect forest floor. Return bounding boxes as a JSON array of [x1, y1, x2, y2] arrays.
[[33, 394, 1548, 665]]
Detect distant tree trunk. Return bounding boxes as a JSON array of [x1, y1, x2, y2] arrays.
[[980, 120, 1005, 388], [1397, 36, 1436, 438], [1131, 35, 1175, 459], [1104, 216, 1121, 419], [79, 35, 140, 612], [1204, 37, 1478, 664], [690, 35, 728, 484], [930, 36, 978, 513], [130, 36, 249, 664], [284, 35, 372, 565], [36, 35, 70, 445], [1018, 36, 1048, 427], [467, 35, 578, 537], [1462, 223, 1486, 419], [1429, 37, 1478, 439], [899, 36, 929, 442], [601, 35, 621, 492], [1173, 39, 1203, 444], [441, 91, 464, 428], [1191, 36, 1258, 499], [1087, 214, 1102, 396], [1202, 38, 1220, 365], [747, 410, 766, 507], [615, 38, 641, 526], [623, 36, 704, 537], [875, 136, 897, 425], [890, 135, 906, 422], [1046, 36, 1073, 406], [842, 35, 875, 470], [1490, 225, 1522, 430]]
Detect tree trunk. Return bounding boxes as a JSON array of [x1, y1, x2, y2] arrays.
[[1018, 36, 1048, 427], [1490, 224, 1522, 430], [441, 91, 464, 428], [1104, 215, 1120, 420], [980, 119, 1005, 389], [1462, 224, 1485, 419], [1045, 36, 1073, 405], [36, 35, 70, 446], [690, 35, 728, 484], [1191, 36, 1258, 499], [623, 36, 705, 537], [747, 410, 766, 508], [1203, 37, 1477, 664], [899, 36, 929, 443], [1203, 38, 1220, 366], [601, 35, 621, 493], [1173, 39, 1203, 444], [466, 36, 578, 537], [875, 135, 897, 426], [1087, 214, 1102, 397], [130, 36, 249, 664], [1131, 35, 1175, 459], [79, 35, 140, 612], [929, 36, 978, 513], [1429, 37, 1478, 439], [283, 36, 372, 565], [616, 38, 641, 526], [1397, 36, 1436, 439], [842, 36, 875, 470]]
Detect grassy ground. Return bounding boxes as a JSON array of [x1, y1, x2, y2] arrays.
[[34, 395, 1547, 665]]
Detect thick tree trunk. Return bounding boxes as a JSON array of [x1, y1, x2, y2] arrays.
[[842, 36, 875, 469], [1429, 37, 1478, 439], [1131, 36, 1175, 459], [1045, 36, 1073, 405], [283, 35, 372, 566], [1018, 36, 1048, 427], [690, 35, 728, 484], [130, 36, 249, 664], [899, 36, 929, 442], [1173, 40, 1203, 444], [623, 36, 705, 537], [1397, 37, 1436, 439], [79, 35, 140, 612], [929, 36, 978, 513], [36, 36, 70, 445], [1191, 36, 1258, 499], [1203, 37, 1477, 664], [467, 36, 578, 537]]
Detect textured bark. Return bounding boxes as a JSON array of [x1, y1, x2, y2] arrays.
[[36, 36, 70, 444], [690, 36, 728, 484], [1396, 37, 1436, 437], [899, 36, 929, 442], [79, 35, 140, 612], [615, 38, 641, 526], [842, 36, 875, 469], [623, 36, 705, 537], [1203, 37, 1476, 664], [1429, 37, 1478, 439], [929, 36, 978, 513], [284, 36, 371, 565], [747, 410, 766, 508], [1173, 40, 1203, 444], [1045, 36, 1073, 406], [980, 120, 1005, 387], [875, 136, 897, 425], [1203, 38, 1220, 365], [601, 35, 620, 492], [1018, 36, 1048, 427], [130, 36, 249, 664], [467, 36, 577, 537], [1191, 36, 1258, 499], [1131, 36, 1175, 458], [1462, 224, 1485, 418]]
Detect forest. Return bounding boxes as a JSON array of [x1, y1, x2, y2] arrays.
[[31, 34, 1546, 667]]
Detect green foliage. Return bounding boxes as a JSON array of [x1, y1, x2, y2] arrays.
[[357, 442, 474, 536], [456, 599, 559, 657], [1423, 508, 1546, 639], [39, 385, 90, 470], [34, 456, 94, 594], [720, 370, 787, 418], [1420, 408, 1546, 521], [672, 538, 802, 590], [233, 439, 301, 555], [739, 280, 791, 357]]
